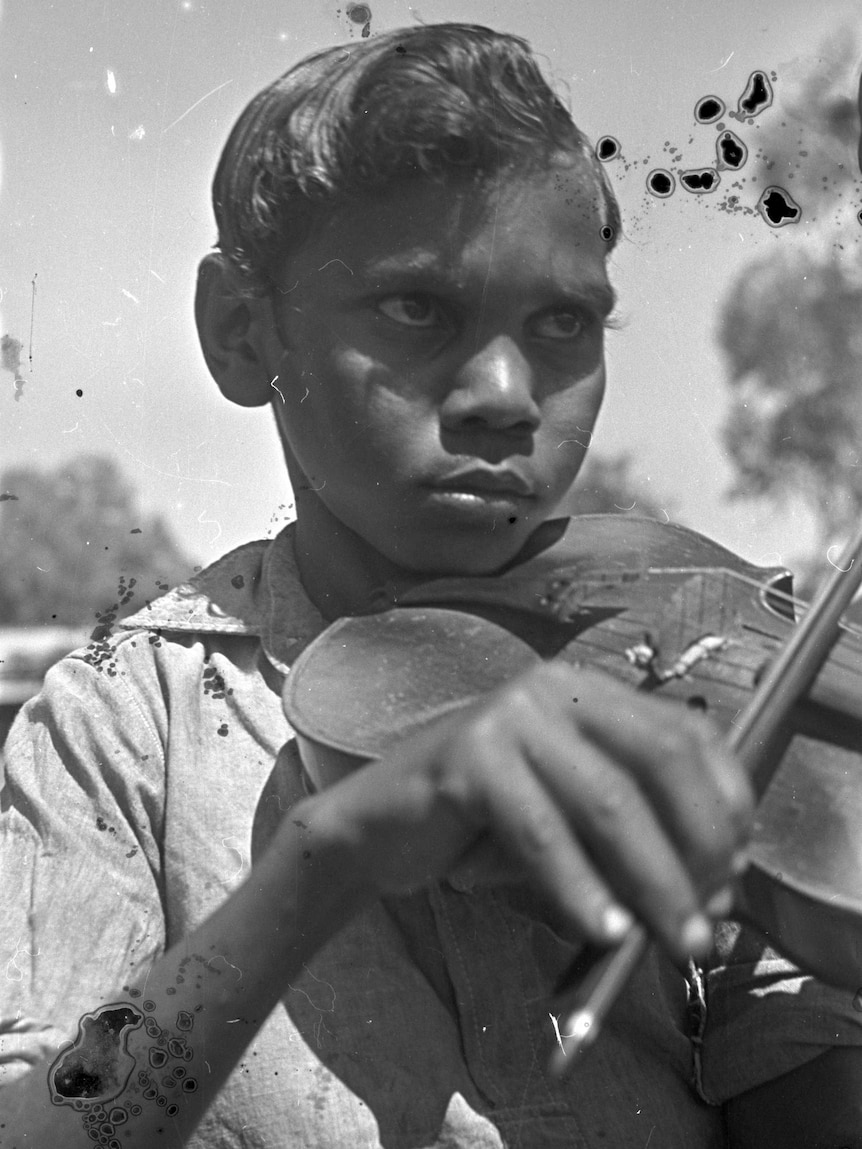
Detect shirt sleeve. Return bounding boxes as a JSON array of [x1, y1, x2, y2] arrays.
[[0, 638, 168, 1086], [696, 918, 862, 1103]]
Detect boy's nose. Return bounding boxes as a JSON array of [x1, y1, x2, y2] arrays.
[[440, 337, 541, 433]]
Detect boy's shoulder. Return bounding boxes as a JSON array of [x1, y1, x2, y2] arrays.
[[120, 537, 272, 638]]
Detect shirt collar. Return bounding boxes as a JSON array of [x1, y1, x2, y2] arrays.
[[118, 522, 326, 673]]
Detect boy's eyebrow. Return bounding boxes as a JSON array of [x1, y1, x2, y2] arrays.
[[360, 255, 619, 316]]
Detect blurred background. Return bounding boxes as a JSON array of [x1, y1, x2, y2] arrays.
[[2, 0, 862, 725]]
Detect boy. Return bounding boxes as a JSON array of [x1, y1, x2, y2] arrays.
[[1, 23, 861, 1148]]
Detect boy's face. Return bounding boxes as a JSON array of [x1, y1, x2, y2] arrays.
[[265, 162, 614, 576]]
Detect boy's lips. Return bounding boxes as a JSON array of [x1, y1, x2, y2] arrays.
[[430, 468, 536, 499]]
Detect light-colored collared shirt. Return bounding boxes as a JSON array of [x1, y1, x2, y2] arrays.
[[2, 524, 861, 1147]]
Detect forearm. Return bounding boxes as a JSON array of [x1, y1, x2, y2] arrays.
[[0, 799, 371, 1148]]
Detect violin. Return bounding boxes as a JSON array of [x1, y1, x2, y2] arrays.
[[282, 514, 862, 1062]]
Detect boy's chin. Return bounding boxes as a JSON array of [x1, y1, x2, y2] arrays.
[[389, 520, 556, 581]]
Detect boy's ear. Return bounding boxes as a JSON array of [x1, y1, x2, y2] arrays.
[[195, 254, 276, 408]]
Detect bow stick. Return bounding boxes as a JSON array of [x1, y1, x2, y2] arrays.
[[550, 520, 862, 1078]]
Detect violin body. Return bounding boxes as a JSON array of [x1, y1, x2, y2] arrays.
[[284, 515, 862, 989]]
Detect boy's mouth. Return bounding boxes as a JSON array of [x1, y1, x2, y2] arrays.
[[431, 467, 535, 499], [424, 468, 537, 522]]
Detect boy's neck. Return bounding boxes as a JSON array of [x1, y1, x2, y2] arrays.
[[291, 495, 427, 621], [290, 491, 569, 622]]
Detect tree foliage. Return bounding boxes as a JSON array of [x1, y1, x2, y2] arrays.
[[718, 30, 862, 551], [0, 454, 197, 628], [720, 250, 862, 542], [751, 32, 862, 225]]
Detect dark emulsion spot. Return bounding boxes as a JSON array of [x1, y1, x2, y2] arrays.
[[345, 2, 371, 36], [715, 130, 748, 172], [680, 168, 720, 194], [646, 169, 675, 198], [49, 1004, 143, 1105], [694, 96, 725, 124], [756, 186, 801, 227], [595, 135, 620, 162], [736, 70, 773, 118]]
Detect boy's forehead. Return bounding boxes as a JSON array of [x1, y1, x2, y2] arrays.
[[285, 166, 612, 299]]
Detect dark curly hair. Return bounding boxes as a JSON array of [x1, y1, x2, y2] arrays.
[[212, 23, 621, 291]]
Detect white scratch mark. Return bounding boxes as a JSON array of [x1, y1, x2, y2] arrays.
[[613, 500, 637, 511], [150, 269, 166, 284], [105, 68, 117, 94], [5, 938, 39, 983], [90, 413, 233, 486], [270, 375, 285, 403], [558, 426, 592, 449], [826, 545, 854, 573], [221, 837, 246, 881], [756, 551, 784, 568], [162, 79, 234, 134], [286, 983, 327, 1012], [121, 288, 140, 304], [711, 51, 735, 71], [302, 964, 337, 1008], [549, 1013, 566, 1054], [660, 508, 670, 523], [208, 954, 243, 981], [302, 479, 326, 492], [102, 317, 122, 327], [317, 259, 353, 274], [300, 387, 309, 403], [198, 508, 223, 545], [62, 422, 80, 434]]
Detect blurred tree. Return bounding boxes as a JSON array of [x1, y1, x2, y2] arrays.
[[750, 30, 862, 226], [718, 29, 862, 560], [560, 451, 671, 520], [719, 250, 862, 550], [0, 454, 197, 628]]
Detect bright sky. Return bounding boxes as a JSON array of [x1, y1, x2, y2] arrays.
[[2, 0, 861, 572]]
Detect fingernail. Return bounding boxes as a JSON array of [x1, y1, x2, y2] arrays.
[[681, 913, 714, 956], [705, 885, 735, 918], [601, 904, 635, 940]]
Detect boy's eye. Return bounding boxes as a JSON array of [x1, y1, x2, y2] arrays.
[[532, 310, 588, 340], [377, 294, 440, 328]]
